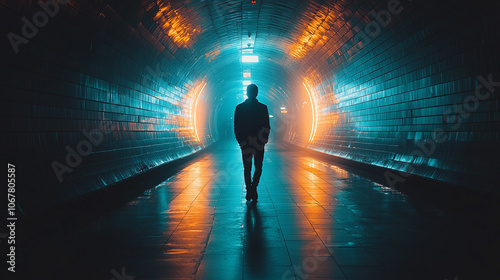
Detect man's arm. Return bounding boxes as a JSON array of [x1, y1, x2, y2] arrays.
[[234, 106, 242, 143], [259, 105, 271, 144], [264, 106, 271, 131]]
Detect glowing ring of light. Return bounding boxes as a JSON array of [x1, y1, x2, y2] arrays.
[[193, 82, 207, 142], [303, 82, 318, 143]]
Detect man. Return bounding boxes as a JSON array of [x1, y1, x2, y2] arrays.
[[234, 84, 271, 202]]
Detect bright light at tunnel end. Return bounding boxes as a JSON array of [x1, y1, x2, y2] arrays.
[[193, 82, 207, 142], [242, 55, 259, 63], [303, 81, 318, 143]]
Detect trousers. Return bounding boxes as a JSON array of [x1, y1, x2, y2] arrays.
[[241, 144, 265, 188]]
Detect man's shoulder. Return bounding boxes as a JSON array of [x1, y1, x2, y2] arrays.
[[256, 101, 268, 109], [235, 102, 244, 110], [237, 99, 267, 109]]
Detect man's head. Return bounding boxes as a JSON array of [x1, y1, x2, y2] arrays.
[[246, 84, 258, 99]]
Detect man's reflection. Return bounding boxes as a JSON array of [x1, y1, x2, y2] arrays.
[[244, 202, 267, 275]]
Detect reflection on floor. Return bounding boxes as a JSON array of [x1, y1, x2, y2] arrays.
[[19, 141, 500, 279]]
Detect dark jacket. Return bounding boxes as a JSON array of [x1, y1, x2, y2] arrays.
[[234, 98, 271, 145]]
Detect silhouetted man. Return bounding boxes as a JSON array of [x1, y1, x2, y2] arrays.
[[234, 84, 270, 202]]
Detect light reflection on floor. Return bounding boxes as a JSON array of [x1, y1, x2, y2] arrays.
[[19, 141, 500, 279]]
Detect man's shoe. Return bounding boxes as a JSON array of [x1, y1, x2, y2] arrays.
[[251, 184, 258, 202], [245, 187, 252, 201]]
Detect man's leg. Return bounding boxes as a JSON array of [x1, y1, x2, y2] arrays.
[[241, 147, 254, 200], [252, 147, 265, 200]]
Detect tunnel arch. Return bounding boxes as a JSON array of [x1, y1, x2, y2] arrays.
[[1, 0, 499, 216]]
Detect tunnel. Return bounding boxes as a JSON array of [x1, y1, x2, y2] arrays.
[[1, 0, 500, 279]]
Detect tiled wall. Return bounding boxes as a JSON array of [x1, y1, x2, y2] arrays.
[[299, 0, 500, 192], [1, 1, 214, 215]]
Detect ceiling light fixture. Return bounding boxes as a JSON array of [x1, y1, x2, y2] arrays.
[[242, 55, 259, 63]]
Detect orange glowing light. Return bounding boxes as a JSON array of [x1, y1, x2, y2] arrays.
[[154, 1, 200, 47], [205, 49, 220, 62], [289, 7, 339, 59], [193, 82, 207, 142], [303, 81, 318, 143]]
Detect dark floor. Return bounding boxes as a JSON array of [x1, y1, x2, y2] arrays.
[[17, 141, 500, 280]]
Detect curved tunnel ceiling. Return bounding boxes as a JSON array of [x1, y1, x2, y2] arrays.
[[137, 0, 353, 107]]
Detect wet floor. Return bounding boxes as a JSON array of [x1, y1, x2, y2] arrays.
[[17, 141, 500, 279]]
